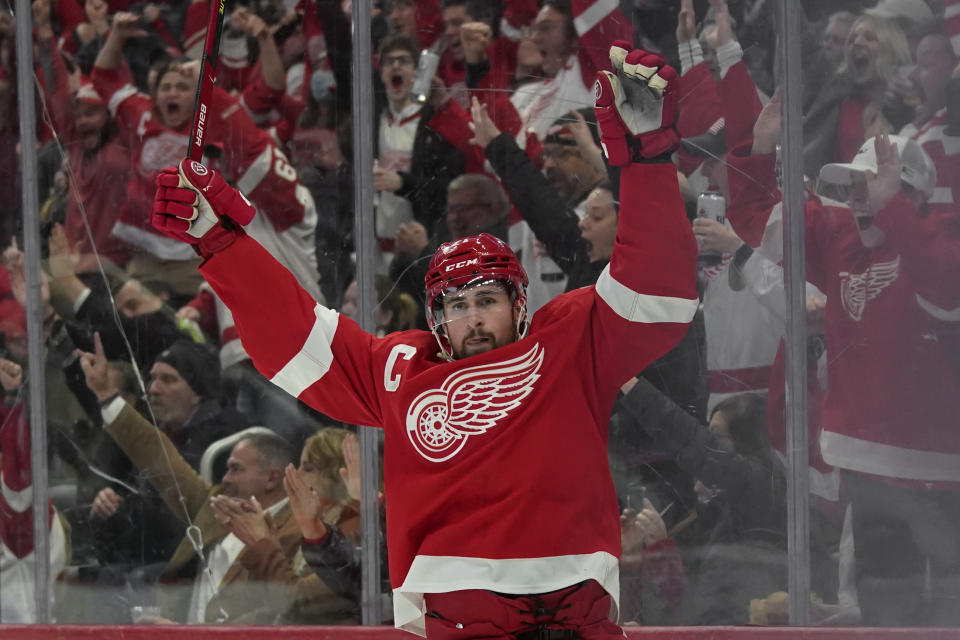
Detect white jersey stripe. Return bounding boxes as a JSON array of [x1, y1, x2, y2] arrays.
[[1, 479, 32, 513], [596, 264, 698, 324], [821, 430, 960, 482], [106, 84, 138, 117], [916, 294, 960, 321], [112, 221, 199, 261], [269, 304, 340, 397], [394, 551, 620, 637], [236, 145, 273, 195], [573, 0, 618, 36]]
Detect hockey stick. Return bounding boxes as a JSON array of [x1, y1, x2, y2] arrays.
[[187, 0, 227, 162]]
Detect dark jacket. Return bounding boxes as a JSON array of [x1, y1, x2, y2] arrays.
[[617, 378, 837, 624], [484, 132, 602, 291]]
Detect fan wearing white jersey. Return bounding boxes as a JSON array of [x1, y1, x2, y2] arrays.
[[150, 42, 698, 639]]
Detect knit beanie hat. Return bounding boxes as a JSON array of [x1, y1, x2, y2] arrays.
[[154, 340, 220, 399]]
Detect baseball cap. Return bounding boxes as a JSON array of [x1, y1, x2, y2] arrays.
[[817, 134, 937, 201], [865, 0, 934, 25], [681, 118, 726, 158], [72, 80, 104, 106]]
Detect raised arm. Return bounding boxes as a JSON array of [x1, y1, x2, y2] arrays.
[[471, 98, 588, 277], [78, 333, 210, 520], [151, 160, 385, 428], [93, 11, 143, 70], [589, 43, 699, 387]]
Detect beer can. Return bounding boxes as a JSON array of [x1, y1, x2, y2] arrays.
[[697, 191, 726, 225], [411, 49, 441, 103]]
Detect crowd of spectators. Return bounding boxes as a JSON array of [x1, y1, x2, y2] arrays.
[[0, 0, 958, 629]]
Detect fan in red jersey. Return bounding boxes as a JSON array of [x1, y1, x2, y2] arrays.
[[151, 41, 698, 639]]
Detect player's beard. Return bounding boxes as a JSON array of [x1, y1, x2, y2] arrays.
[[457, 328, 499, 357]]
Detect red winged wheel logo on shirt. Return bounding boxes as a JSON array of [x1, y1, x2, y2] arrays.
[[405, 344, 545, 462]]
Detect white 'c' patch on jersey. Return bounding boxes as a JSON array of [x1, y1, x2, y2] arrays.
[[839, 256, 900, 322], [405, 344, 544, 462]]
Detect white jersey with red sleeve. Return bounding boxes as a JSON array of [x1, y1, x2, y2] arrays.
[[199, 161, 698, 635], [93, 67, 321, 299], [93, 65, 196, 260]]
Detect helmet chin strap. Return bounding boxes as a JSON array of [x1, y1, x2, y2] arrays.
[[431, 319, 455, 362], [515, 301, 529, 340]]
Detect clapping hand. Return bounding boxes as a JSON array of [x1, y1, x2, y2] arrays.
[[339, 433, 362, 502], [283, 463, 327, 540], [210, 495, 276, 546]]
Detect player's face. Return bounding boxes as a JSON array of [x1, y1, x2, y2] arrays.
[[579, 188, 618, 262], [441, 281, 518, 358], [155, 69, 195, 130]]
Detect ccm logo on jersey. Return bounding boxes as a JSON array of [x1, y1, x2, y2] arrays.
[[404, 343, 544, 462], [445, 258, 478, 272]]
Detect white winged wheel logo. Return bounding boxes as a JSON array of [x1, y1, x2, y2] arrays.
[[405, 344, 545, 462], [839, 256, 900, 322]]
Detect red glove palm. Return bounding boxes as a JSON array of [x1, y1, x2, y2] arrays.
[[151, 159, 256, 259], [594, 41, 680, 165]]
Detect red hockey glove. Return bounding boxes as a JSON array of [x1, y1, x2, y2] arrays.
[[594, 41, 679, 165], [151, 159, 256, 259]]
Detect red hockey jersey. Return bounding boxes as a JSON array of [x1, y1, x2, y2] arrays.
[[200, 162, 698, 634]]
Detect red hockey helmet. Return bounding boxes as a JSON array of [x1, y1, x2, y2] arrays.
[[424, 233, 529, 341]]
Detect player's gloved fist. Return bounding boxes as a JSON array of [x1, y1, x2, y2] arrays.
[[151, 159, 256, 259], [594, 41, 679, 165]]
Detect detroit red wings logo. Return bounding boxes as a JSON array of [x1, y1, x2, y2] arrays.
[[839, 256, 900, 322], [405, 344, 544, 462]]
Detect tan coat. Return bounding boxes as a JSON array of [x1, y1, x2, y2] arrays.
[[104, 403, 347, 624]]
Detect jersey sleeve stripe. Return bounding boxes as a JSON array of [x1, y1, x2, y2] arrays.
[[106, 83, 138, 117], [596, 264, 699, 323], [235, 145, 273, 195], [1, 478, 32, 513], [916, 294, 960, 321], [269, 304, 340, 397], [572, 0, 618, 36]]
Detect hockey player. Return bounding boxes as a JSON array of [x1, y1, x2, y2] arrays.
[[150, 43, 698, 639]]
